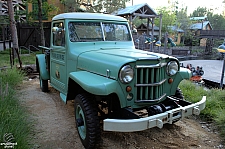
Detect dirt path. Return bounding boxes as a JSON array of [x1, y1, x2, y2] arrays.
[[18, 79, 224, 149]]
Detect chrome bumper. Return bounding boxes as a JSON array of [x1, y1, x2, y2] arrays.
[[103, 96, 206, 132]]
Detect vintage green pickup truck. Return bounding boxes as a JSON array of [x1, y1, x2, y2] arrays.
[[36, 12, 206, 149]]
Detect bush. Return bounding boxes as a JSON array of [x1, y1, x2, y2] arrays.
[[0, 68, 32, 149], [179, 80, 225, 138]]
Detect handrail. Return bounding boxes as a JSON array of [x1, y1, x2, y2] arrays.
[[19, 45, 40, 55], [19, 46, 31, 55], [29, 45, 40, 52]]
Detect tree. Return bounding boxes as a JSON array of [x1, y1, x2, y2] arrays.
[[101, 0, 128, 14], [190, 7, 207, 17], [7, 0, 22, 68], [176, 7, 192, 44], [27, 0, 59, 21], [190, 6, 225, 30], [207, 12, 225, 30], [132, 17, 147, 28], [60, 0, 129, 13], [37, 0, 45, 46], [154, 7, 176, 34], [26, 0, 59, 47], [176, 7, 191, 30]]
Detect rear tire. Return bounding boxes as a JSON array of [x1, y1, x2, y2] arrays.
[[39, 73, 48, 92], [74, 93, 100, 149]]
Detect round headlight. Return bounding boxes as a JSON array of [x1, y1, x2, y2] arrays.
[[119, 65, 134, 83], [167, 61, 179, 76]]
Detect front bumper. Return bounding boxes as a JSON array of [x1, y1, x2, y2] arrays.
[[103, 96, 206, 132]]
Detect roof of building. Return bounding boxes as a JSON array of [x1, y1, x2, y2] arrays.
[[52, 12, 127, 21], [168, 26, 184, 32], [189, 21, 213, 30], [190, 16, 207, 21], [114, 3, 157, 16]]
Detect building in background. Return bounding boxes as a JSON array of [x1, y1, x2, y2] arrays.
[[189, 17, 213, 46]]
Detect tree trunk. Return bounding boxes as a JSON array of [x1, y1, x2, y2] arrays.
[[7, 0, 22, 68], [37, 0, 45, 47]]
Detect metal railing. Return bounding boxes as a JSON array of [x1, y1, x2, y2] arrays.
[[19, 45, 40, 55]]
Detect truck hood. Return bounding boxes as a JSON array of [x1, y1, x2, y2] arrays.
[[77, 48, 173, 79]]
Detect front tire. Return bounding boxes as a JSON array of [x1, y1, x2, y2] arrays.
[[39, 73, 48, 92], [74, 94, 100, 149]]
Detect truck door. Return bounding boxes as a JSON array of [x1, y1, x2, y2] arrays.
[[50, 21, 67, 94]]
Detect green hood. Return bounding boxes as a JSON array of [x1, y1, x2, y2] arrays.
[[77, 48, 173, 79]]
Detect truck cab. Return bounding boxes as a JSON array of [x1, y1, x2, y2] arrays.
[[36, 12, 206, 149]]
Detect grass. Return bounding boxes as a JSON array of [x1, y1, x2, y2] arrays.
[[0, 68, 33, 149], [179, 80, 225, 138], [0, 49, 38, 148], [0, 49, 41, 68]]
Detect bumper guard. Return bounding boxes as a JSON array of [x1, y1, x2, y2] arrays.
[[103, 96, 206, 132]]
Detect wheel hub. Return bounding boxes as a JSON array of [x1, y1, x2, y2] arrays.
[[76, 118, 84, 127]]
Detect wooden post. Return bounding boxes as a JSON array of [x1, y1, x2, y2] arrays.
[[129, 15, 132, 31], [7, 0, 22, 68], [147, 18, 150, 37], [2, 25, 6, 50], [164, 32, 168, 54], [37, 0, 46, 47], [151, 18, 154, 52], [220, 53, 225, 89], [159, 14, 162, 42]]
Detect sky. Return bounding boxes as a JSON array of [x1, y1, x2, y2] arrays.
[[126, 0, 225, 15]]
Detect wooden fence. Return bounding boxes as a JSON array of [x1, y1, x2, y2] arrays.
[[0, 22, 51, 51]]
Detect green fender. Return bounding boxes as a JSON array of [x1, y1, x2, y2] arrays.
[[36, 54, 50, 80], [69, 71, 126, 106], [179, 67, 192, 79], [171, 67, 192, 93]]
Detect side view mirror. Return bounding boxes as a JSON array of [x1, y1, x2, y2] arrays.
[[52, 27, 64, 34], [52, 27, 59, 34]]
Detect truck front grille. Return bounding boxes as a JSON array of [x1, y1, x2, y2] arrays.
[[135, 63, 167, 102]]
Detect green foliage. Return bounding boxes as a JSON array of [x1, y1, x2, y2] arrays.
[[0, 68, 24, 87], [0, 69, 33, 149], [101, 0, 128, 14], [60, 0, 129, 13], [190, 7, 208, 17], [0, 15, 9, 25], [207, 13, 225, 30], [155, 7, 176, 34], [189, 6, 225, 30], [26, 0, 59, 22], [176, 7, 192, 31], [0, 50, 10, 68], [132, 17, 147, 29], [0, 49, 40, 68], [179, 80, 225, 138]]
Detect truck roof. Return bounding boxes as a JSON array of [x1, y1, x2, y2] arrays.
[[52, 12, 127, 22]]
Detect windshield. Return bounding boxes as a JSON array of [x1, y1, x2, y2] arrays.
[[68, 22, 131, 42]]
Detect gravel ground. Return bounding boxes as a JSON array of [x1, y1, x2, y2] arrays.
[[18, 78, 224, 149]]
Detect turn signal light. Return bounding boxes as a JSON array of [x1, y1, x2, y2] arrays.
[[168, 78, 173, 84], [126, 86, 132, 92]]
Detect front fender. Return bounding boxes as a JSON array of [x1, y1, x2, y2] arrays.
[[179, 67, 192, 79], [36, 54, 50, 80], [69, 71, 122, 95], [171, 67, 192, 94]]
